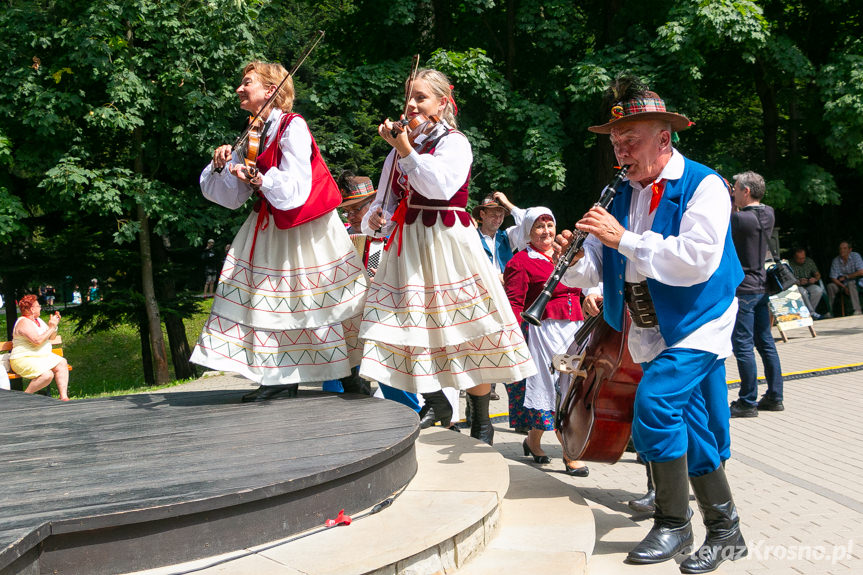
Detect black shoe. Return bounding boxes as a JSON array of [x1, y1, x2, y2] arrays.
[[466, 391, 495, 445], [626, 456, 694, 565], [563, 459, 589, 477], [628, 489, 656, 513], [522, 439, 550, 464], [418, 391, 453, 429], [489, 391, 500, 401], [756, 394, 784, 411], [513, 426, 529, 435], [629, 462, 656, 513], [339, 368, 371, 396], [679, 466, 748, 574], [241, 384, 299, 402], [729, 400, 758, 418]]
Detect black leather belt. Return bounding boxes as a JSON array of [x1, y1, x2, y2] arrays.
[[625, 281, 659, 328]]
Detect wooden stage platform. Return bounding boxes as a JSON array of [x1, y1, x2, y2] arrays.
[[0, 389, 419, 575]]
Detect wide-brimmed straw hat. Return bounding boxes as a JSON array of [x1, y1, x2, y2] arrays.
[[338, 176, 376, 209], [471, 194, 510, 220], [588, 90, 692, 134]]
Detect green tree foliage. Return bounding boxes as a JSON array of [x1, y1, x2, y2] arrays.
[[1, 0, 861, 383]]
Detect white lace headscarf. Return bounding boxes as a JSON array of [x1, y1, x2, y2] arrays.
[[515, 207, 555, 252]]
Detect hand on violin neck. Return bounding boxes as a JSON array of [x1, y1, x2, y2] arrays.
[[212, 145, 233, 171], [378, 118, 413, 157]]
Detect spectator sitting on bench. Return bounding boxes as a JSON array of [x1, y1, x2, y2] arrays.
[[9, 294, 70, 401], [826, 240, 863, 316]]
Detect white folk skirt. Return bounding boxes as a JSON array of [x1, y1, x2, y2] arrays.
[[523, 318, 582, 412], [359, 218, 537, 393], [191, 210, 367, 385]]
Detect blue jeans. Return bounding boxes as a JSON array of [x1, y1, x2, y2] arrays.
[[732, 293, 783, 405]]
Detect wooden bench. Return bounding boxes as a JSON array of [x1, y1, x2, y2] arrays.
[[1, 336, 71, 392]]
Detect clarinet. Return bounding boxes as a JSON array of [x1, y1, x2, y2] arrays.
[[521, 165, 630, 327]]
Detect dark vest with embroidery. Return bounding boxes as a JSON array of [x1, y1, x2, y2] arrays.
[[388, 129, 472, 228]]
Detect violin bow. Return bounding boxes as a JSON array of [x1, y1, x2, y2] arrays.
[[215, 30, 325, 173], [377, 55, 421, 234]]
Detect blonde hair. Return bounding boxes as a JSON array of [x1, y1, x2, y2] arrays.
[[243, 61, 294, 113], [410, 68, 457, 128]]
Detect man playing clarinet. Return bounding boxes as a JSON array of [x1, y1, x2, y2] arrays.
[[557, 78, 747, 574]]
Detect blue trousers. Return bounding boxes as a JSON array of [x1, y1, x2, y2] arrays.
[[632, 348, 730, 477], [323, 380, 421, 413], [732, 293, 784, 405]]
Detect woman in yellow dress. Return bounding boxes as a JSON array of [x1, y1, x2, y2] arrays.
[[9, 294, 70, 400]]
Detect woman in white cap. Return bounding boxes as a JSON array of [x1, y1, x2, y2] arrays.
[[504, 207, 588, 475]]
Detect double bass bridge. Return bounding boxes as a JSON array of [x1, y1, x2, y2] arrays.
[[550, 351, 588, 379]]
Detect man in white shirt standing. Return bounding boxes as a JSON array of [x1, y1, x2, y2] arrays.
[[557, 78, 746, 574]]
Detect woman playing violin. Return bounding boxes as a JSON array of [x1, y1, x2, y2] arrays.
[[193, 61, 367, 402], [358, 68, 536, 444]]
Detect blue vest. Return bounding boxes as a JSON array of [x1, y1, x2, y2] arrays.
[[602, 157, 743, 346], [478, 229, 514, 273]]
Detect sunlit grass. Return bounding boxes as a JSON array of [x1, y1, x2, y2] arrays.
[[1, 298, 213, 399]]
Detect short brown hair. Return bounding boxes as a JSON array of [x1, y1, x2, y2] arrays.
[[18, 294, 38, 315], [243, 61, 294, 113]]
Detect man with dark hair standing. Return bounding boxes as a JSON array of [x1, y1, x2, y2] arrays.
[[728, 171, 784, 418], [558, 78, 747, 574]]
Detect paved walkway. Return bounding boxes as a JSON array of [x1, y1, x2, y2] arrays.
[[171, 314, 863, 574]]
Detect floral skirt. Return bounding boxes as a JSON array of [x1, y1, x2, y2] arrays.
[[505, 380, 555, 431]]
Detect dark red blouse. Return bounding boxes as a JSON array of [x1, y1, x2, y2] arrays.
[[504, 248, 584, 322]]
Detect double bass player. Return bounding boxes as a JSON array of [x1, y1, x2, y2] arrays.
[[556, 78, 747, 574]]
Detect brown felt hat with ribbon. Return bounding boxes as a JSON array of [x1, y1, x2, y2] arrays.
[[471, 194, 510, 220], [588, 90, 692, 134], [338, 176, 376, 209]]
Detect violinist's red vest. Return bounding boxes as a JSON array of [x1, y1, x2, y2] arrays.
[[390, 129, 472, 228], [254, 113, 340, 228]]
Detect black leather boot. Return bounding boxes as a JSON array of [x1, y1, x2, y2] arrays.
[[418, 391, 452, 429], [466, 391, 494, 445], [340, 367, 371, 396], [628, 461, 656, 514], [241, 384, 299, 402], [679, 466, 747, 574], [626, 455, 694, 564]]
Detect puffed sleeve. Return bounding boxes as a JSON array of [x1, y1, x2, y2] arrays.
[[504, 255, 530, 319], [200, 153, 254, 210]]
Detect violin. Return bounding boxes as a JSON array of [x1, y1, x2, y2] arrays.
[[240, 116, 265, 181], [391, 114, 442, 146]]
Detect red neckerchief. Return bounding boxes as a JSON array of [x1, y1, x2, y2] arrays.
[[649, 178, 666, 214]]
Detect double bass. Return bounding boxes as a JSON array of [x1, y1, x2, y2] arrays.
[[553, 303, 641, 463], [521, 165, 642, 463]]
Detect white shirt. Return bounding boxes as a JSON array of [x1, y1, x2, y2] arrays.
[[200, 109, 314, 211], [361, 121, 472, 236], [562, 149, 737, 363]]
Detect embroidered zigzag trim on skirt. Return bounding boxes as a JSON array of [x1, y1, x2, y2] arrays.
[[191, 314, 361, 385], [359, 321, 536, 392]]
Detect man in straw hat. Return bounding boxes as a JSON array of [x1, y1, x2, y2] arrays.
[[556, 77, 747, 574]]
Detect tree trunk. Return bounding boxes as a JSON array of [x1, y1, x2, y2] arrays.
[[134, 126, 171, 385], [152, 235, 194, 380], [138, 316, 155, 387], [754, 57, 780, 169]]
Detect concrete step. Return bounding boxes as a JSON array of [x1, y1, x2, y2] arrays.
[[455, 459, 594, 574], [127, 428, 509, 575]]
